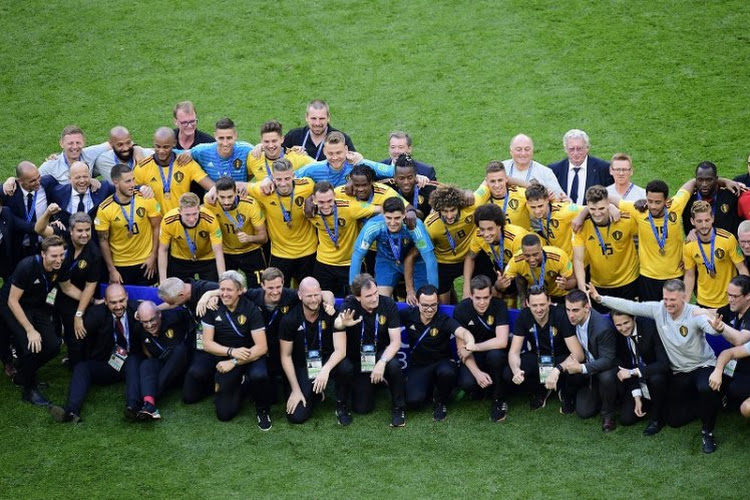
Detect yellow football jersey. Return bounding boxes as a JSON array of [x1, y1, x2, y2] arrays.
[[246, 150, 313, 182], [530, 202, 582, 257], [134, 155, 209, 214], [504, 245, 573, 298], [248, 178, 317, 259], [572, 213, 639, 288], [310, 199, 376, 266], [469, 223, 529, 271], [159, 207, 223, 261], [425, 205, 479, 264], [683, 229, 744, 308], [620, 189, 689, 279], [204, 196, 266, 255], [474, 183, 531, 229], [95, 193, 161, 266]]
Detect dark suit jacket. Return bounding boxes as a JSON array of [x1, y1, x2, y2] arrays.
[[549, 155, 613, 197], [0, 207, 14, 279], [580, 309, 616, 375], [49, 182, 115, 226], [1, 176, 58, 257], [84, 300, 142, 361], [380, 157, 437, 181], [615, 317, 669, 382]]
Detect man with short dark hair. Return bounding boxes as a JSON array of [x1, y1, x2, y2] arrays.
[[524, 182, 583, 257], [473, 160, 531, 229], [247, 120, 313, 182], [682, 161, 741, 235], [178, 118, 254, 184], [380, 131, 437, 180], [283, 99, 356, 160], [389, 154, 437, 220]]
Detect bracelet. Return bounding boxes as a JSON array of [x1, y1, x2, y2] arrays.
[[555, 364, 564, 373], [227, 347, 233, 357]]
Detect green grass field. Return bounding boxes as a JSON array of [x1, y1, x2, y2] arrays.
[[1, 1, 750, 498]]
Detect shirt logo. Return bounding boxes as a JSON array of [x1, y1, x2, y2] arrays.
[[165, 329, 174, 339], [78, 260, 87, 269], [237, 314, 247, 326], [679, 325, 688, 337], [233, 159, 242, 170], [715, 248, 725, 259], [430, 327, 439, 337]]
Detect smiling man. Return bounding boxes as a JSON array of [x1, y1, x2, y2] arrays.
[[39, 125, 111, 183], [179, 118, 254, 184], [502, 134, 563, 197], [283, 99, 356, 161], [682, 161, 741, 235], [549, 129, 613, 204], [93, 126, 152, 182], [247, 120, 313, 182]]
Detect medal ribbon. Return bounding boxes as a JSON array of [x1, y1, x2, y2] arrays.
[[531, 252, 547, 288], [647, 209, 668, 254], [183, 226, 198, 259], [116, 194, 136, 234], [388, 233, 402, 262], [158, 155, 175, 195], [532, 323, 554, 357], [592, 222, 609, 256], [697, 229, 716, 274], [321, 204, 339, 247], [301, 128, 326, 161], [278, 184, 294, 224]]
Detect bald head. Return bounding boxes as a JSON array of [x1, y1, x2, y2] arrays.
[[109, 126, 131, 141], [137, 300, 159, 317], [299, 277, 321, 294], [69, 161, 89, 177], [16, 160, 37, 177], [509, 134, 534, 169], [154, 127, 176, 143], [16, 161, 41, 191], [105, 284, 126, 300], [510, 134, 533, 149]]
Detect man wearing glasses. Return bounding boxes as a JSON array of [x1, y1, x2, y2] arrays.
[[606, 153, 646, 202], [172, 101, 215, 150], [549, 129, 613, 204]]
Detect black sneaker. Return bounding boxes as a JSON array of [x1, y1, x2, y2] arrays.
[[22, 387, 51, 406], [490, 400, 508, 422], [390, 408, 406, 428], [257, 409, 272, 431], [335, 403, 353, 426], [138, 403, 161, 421], [643, 419, 664, 437], [530, 390, 551, 410], [701, 431, 717, 454], [559, 392, 575, 415], [433, 402, 448, 422], [49, 405, 81, 424], [123, 406, 139, 422]]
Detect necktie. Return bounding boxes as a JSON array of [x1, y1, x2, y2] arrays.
[[628, 336, 640, 366], [570, 167, 581, 203], [115, 316, 127, 349], [77, 193, 86, 213], [26, 192, 34, 218]]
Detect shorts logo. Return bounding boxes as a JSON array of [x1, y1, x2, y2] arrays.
[[78, 260, 87, 269], [679, 325, 688, 337], [237, 314, 247, 326], [165, 329, 174, 339], [612, 230, 623, 241], [233, 159, 242, 170], [199, 230, 209, 238], [715, 248, 725, 259], [430, 327, 439, 337], [137, 207, 146, 218], [174, 171, 185, 183]]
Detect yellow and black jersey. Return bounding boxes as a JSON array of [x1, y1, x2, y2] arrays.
[[425, 205, 478, 264], [620, 189, 690, 279], [95, 193, 161, 266], [134, 155, 209, 214], [504, 245, 573, 298], [248, 177, 317, 259], [684, 229, 744, 308], [334, 182, 404, 208], [531, 202, 582, 257], [204, 196, 266, 255], [246, 150, 313, 182], [474, 183, 531, 229], [469, 223, 529, 271], [572, 213, 639, 288], [159, 207, 223, 261], [309, 199, 377, 266]]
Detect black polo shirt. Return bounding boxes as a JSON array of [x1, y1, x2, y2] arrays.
[[381, 158, 437, 181], [278, 303, 336, 367], [202, 295, 265, 349], [512, 304, 574, 357], [173, 128, 215, 149], [141, 308, 190, 359], [246, 287, 299, 340], [396, 182, 436, 220], [58, 240, 102, 290], [400, 307, 459, 367], [340, 294, 400, 357], [0, 255, 60, 309], [682, 188, 741, 235], [282, 125, 356, 160], [718, 304, 750, 373], [452, 297, 509, 343]]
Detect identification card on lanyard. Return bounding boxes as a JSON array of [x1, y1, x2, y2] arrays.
[[46, 288, 58, 306], [724, 359, 738, 377], [640, 381, 651, 400], [538, 355, 554, 384], [37, 257, 57, 306], [360, 344, 376, 372], [108, 346, 128, 372], [307, 349, 323, 379], [195, 323, 205, 350]]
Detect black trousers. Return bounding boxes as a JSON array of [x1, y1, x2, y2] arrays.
[[727, 371, 750, 403], [563, 367, 618, 419], [225, 249, 266, 288], [116, 263, 157, 287], [182, 350, 217, 404], [639, 275, 682, 303], [313, 260, 350, 298], [214, 357, 272, 422], [458, 349, 508, 400], [346, 354, 406, 413], [167, 256, 218, 283], [405, 359, 457, 407], [619, 373, 668, 426], [666, 367, 723, 432], [64, 355, 142, 415], [139, 344, 189, 400], [285, 357, 353, 423], [502, 351, 569, 397], [55, 296, 88, 368], [0, 306, 60, 390], [268, 253, 316, 287]]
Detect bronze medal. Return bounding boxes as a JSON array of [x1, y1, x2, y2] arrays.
[[164, 192, 171, 200], [709, 269, 716, 278], [659, 247, 666, 256]]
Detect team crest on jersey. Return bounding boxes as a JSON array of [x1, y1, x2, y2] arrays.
[[418, 195, 424, 204], [199, 230, 209, 238], [464, 216, 473, 224], [281, 306, 290, 314], [174, 171, 185, 183], [509, 199, 519, 210], [550, 219, 559, 228], [338, 219, 346, 227], [612, 230, 623, 241], [136, 207, 146, 218], [504, 249, 512, 260], [78, 260, 87, 269], [165, 329, 174, 339], [51, 273, 58, 282], [233, 159, 242, 170], [295, 196, 304, 207], [487, 315, 494, 325], [715, 248, 725, 259], [404, 238, 412, 245], [379, 315, 387, 325], [320, 320, 327, 330], [721, 204, 729, 214], [551, 326, 558, 337], [430, 327, 439, 337], [94, 217, 101, 225], [668, 212, 677, 223], [679, 325, 688, 337], [237, 315, 247, 326]]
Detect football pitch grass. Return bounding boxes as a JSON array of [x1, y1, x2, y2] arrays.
[[1, 0, 749, 497]]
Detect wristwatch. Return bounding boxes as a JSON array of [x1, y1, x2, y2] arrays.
[[75, 311, 84, 318]]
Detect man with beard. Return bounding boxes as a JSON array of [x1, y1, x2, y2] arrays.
[[93, 126, 152, 182], [282, 99, 356, 161], [39, 125, 111, 183], [158, 193, 225, 283], [134, 127, 214, 215]]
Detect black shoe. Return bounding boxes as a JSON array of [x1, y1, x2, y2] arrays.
[[602, 416, 616, 432], [22, 387, 50, 406], [530, 390, 551, 410], [137, 403, 161, 421], [433, 402, 448, 422], [49, 405, 81, 423], [4, 363, 16, 379], [560, 397, 575, 415], [335, 403, 353, 426], [257, 409, 272, 431], [490, 400, 508, 423], [701, 431, 717, 454], [123, 406, 139, 422], [390, 408, 406, 428], [643, 420, 664, 437]]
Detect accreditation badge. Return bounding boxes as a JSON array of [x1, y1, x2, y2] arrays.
[[307, 350, 322, 379], [361, 344, 376, 372], [640, 381, 651, 400], [195, 326, 204, 351], [108, 346, 128, 372], [538, 355, 553, 384], [45, 287, 58, 306], [724, 359, 738, 377]]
